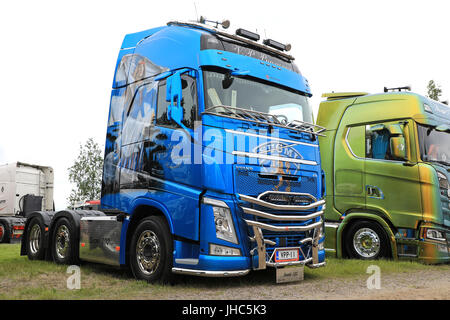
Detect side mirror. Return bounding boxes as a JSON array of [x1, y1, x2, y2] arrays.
[[166, 71, 184, 127], [390, 136, 407, 160]]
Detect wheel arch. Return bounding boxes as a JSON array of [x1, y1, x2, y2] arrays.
[[123, 199, 173, 268], [336, 212, 398, 259]]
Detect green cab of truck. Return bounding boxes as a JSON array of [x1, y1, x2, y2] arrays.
[[317, 91, 450, 263]]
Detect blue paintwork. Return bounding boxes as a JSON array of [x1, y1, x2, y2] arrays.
[[102, 22, 325, 271]]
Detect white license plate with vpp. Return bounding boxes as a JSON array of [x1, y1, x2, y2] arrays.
[[274, 248, 300, 263]]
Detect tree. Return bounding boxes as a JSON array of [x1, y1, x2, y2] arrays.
[[67, 138, 104, 207], [426, 80, 442, 101]]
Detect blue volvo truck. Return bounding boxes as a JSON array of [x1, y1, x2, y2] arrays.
[[21, 19, 326, 283]]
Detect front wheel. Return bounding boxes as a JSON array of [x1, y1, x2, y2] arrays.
[[345, 221, 391, 259], [129, 216, 173, 283]]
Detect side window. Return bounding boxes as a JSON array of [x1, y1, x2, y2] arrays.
[[122, 82, 157, 146], [156, 75, 197, 129], [346, 125, 365, 158], [365, 122, 407, 161]]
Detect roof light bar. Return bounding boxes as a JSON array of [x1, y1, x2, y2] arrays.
[[383, 86, 411, 92], [263, 39, 291, 52], [235, 28, 260, 41]]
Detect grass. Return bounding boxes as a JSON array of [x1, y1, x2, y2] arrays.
[[0, 243, 448, 300]]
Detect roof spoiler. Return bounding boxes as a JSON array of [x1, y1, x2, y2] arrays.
[[321, 92, 368, 101]]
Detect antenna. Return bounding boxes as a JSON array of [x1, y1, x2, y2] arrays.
[[193, 1, 199, 21]]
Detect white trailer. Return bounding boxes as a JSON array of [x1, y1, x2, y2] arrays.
[[0, 162, 54, 243]]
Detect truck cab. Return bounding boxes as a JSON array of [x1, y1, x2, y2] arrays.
[[21, 20, 326, 282], [317, 91, 450, 263]]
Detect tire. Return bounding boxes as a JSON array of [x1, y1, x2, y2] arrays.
[[51, 217, 78, 264], [129, 216, 173, 283], [0, 222, 9, 243], [26, 218, 46, 260], [345, 220, 391, 260]]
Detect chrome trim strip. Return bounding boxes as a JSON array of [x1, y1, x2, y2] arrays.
[[243, 207, 324, 221], [325, 222, 340, 229], [239, 193, 325, 211], [224, 129, 319, 148], [171, 267, 250, 277], [232, 151, 318, 166], [244, 219, 322, 232], [257, 191, 317, 202]]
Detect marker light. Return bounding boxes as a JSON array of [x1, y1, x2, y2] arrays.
[[235, 28, 260, 41]]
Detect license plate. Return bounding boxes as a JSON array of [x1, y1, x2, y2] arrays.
[[274, 248, 299, 262]]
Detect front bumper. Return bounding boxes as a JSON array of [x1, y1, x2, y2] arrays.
[[239, 191, 326, 270]]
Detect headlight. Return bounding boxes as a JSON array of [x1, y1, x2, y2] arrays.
[[203, 197, 238, 244], [424, 228, 446, 242], [437, 172, 449, 190]]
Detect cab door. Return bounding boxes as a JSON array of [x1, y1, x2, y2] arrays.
[[148, 71, 202, 241], [364, 120, 422, 228]]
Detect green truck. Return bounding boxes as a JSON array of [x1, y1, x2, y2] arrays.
[[317, 90, 450, 263]]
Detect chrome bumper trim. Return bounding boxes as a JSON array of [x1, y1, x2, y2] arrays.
[[306, 261, 326, 269], [267, 257, 313, 267], [242, 207, 324, 221], [245, 219, 322, 232], [172, 268, 250, 277]]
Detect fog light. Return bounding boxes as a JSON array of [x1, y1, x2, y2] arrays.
[[210, 244, 241, 256]]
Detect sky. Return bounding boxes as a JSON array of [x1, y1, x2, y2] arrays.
[[0, 0, 449, 209]]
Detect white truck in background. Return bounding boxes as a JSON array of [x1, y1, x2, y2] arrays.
[[0, 162, 54, 243]]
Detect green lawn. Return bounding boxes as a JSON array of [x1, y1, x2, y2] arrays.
[[0, 243, 447, 300]]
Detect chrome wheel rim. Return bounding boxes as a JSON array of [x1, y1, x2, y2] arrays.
[[55, 225, 70, 259], [136, 230, 161, 276], [29, 224, 41, 254], [353, 228, 380, 258]]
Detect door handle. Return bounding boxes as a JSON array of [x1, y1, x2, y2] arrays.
[[366, 185, 384, 199]]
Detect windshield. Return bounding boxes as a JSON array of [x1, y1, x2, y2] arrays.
[[203, 70, 313, 124], [418, 124, 450, 166]]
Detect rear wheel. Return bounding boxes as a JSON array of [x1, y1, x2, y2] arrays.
[[345, 220, 391, 259], [52, 217, 78, 264], [129, 216, 173, 283], [26, 218, 45, 260]]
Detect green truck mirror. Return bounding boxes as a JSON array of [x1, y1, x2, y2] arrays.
[[390, 136, 407, 160]]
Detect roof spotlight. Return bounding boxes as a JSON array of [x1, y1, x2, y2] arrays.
[[199, 16, 230, 29]]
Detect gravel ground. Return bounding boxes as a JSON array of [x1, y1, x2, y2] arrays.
[[145, 268, 450, 300]]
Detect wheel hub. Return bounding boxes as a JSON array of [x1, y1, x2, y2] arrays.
[[353, 228, 380, 258], [136, 230, 161, 276], [29, 224, 41, 254], [55, 225, 70, 259]]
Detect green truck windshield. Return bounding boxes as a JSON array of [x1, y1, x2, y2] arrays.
[[203, 70, 313, 124], [418, 124, 450, 165]]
